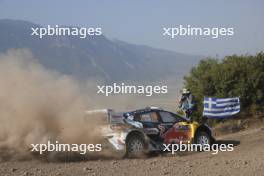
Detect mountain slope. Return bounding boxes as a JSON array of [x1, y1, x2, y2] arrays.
[[0, 19, 202, 82]]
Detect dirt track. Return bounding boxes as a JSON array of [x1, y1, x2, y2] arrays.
[[0, 126, 264, 176]]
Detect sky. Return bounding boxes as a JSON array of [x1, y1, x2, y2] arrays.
[[0, 0, 263, 56]]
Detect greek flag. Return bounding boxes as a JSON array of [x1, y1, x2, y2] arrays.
[[203, 97, 240, 118]]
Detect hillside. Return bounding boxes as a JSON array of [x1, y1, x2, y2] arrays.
[[0, 19, 201, 82]]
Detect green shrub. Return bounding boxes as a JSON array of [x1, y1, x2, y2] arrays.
[[184, 52, 264, 123]]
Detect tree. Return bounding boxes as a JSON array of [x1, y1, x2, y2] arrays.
[[184, 52, 264, 122]]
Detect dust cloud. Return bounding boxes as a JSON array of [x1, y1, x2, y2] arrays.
[[0, 49, 182, 161], [0, 49, 103, 161]]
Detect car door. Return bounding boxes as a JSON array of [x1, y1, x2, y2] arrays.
[[158, 111, 192, 144], [137, 111, 163, 142]]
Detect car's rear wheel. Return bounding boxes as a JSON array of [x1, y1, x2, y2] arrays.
[[126, 135, 145, 158]]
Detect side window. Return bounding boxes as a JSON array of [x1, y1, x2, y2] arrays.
[[140, 112, 159, 122], [133, 114, 141, 121], [159, 111, 178, 123], [140, 113, 152, 122]]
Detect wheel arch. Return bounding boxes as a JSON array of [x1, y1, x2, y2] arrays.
[[195, 124, 212, 138], [125, 130, 145, 143]]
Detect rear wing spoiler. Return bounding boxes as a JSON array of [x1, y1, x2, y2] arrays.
[[84, 109, 124, 123]]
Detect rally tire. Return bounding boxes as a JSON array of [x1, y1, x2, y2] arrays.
[[126, 135, 145, 158], [195, 131, 211, 146]]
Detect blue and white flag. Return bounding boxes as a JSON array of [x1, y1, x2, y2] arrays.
[[203, 97, 240, 118]]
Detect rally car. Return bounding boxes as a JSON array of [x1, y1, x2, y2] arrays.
[[86, 107, 215, 158]]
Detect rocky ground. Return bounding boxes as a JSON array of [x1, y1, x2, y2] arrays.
[[0, 126, 264, 176]]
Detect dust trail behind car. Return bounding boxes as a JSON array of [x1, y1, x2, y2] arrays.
[[0, 49, 105, 161]]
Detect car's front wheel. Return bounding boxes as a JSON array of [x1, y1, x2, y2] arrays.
[[195, 131, 211, 146], [126, 135, 145, 158]]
